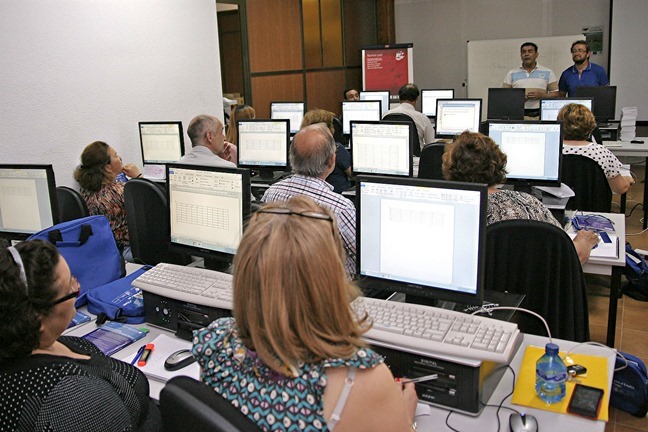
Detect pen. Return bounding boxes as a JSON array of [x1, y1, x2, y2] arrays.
[[131, 345, 145, 365], [398, 374, 438, 385], [137, 343, 155, 367]]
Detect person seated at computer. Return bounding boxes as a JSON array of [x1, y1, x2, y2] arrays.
[[0, 239, 161, 431], [225, 104, 256, 163], [383, 83, 435, 152], [74, 141, 141, 256], [192, 196, 418, 432], [343, 88, 360, 101], [179, 114, 236, 168], [442, 131, 598, 264], [262, 123, 356, 276], [301, 109, 353, 193], [558, 103, 633, 194]]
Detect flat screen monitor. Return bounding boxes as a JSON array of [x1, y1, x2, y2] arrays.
[[572, 86, 617, 122], [487, 121, 563, 191], [487, 88, 525, 120], [138, 122, 185, 164], [0, 164, 58, 242], [421, 89, 454, 117], [357, 176, 486, 304], [350, 121, 413, 177], [360, 90, 390, 115], [540, 98, 594, 121], [342, 101, 382, 135], [237, 119, 290, 181], [435, 99, 482, 139], [166, 163, 251, 271], [270, 102, 305, 134]]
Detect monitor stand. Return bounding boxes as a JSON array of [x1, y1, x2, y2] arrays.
[[193, 256, 232, 273], [254, 169, 284, 183]]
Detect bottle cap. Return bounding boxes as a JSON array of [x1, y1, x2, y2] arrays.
[[545, 343, 559, 354]]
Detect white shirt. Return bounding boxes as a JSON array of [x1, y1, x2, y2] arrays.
[[383, 103, 436, 150], [178, 146, 236, 168]]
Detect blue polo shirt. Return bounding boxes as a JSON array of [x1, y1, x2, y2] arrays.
[[559, 62, 609, 96]]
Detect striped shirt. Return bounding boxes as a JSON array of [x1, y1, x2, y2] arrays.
[[503, 64, 558, 109]]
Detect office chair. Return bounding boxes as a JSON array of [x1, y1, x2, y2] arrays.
[[561, 154, 612, 213], [382, 113, 421, 157], [332, 116, 346, 146], [160, 376, 262, 432], [485, 219, 590, 342], [56, 186, 89, 222], [123, 178, 189, 266], [418, 142, 446, 179]]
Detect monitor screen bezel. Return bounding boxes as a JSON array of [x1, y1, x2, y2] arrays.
[[572, 86, 617, 122], [421, 89, 455, 118], [0, 164, 59, 242], [138, 121, 186, 165], [435, 98, 483, 139], [486, 120, 564, 188], [341, 100, 383, 135], [539, 97, 595, 121], [350, 121, 413, 178], [236, 119, 291, 172], [487, 88, 526, 120], [165, 163, 251, 270], [359, 90, 391, 116], [270, 101, 305, 135], [355, 175, 487, 305]]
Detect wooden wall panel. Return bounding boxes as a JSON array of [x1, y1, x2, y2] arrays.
[[251, 73, 304, 118], [321, 0, 343, 67], [247, 0, 303, 73], [343, 0, 377, 67], [306, 70, 346, 115], [218, 12, 243, 95]]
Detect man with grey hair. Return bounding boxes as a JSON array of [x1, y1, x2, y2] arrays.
[[262, 123, 356, 276], [179, 114, 235, 168]]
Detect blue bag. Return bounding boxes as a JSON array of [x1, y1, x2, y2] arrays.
[[623, 243, 648, 302], [27, 215, 123, 306], [611, 351, 648, 417], [86, 266, 151, 324]]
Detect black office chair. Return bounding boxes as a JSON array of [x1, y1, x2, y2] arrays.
[[382, 113, 421, 157], [485, 220, 590, 342], [56, 186, 89, 222], [418, 142, 446, 179], [332, 116, 346, 146], [123, 178, 189, 266], [160, 376, 262, 432], [562, 154, 612, 213]]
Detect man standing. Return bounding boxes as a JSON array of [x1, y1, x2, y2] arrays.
[[559, 40, 609, 97], [503, 42, 559, 119], [262, 123, 356, 276], [383, 83, 435, 151], [179, 115, 235, 168]]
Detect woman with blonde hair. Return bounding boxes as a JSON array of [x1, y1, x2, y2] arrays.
[[192, 196, 418, 431]]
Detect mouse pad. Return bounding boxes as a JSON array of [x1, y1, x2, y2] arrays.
[[511, 345, 609, 421]]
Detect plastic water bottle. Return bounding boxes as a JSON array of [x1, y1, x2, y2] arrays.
[[535, 343, 567, 403]]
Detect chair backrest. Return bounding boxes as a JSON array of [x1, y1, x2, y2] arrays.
[[160, 376, 262, 432], [123, 178, 188, 266], [485, 219, 590, 342], [382, 113, 421, 157], [56, 186, 89, 222], [418, 143, 446, 179], [562, 154, 612, 212]]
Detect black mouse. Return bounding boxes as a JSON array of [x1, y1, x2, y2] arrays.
[[509, 412, 538, 432], [164, 349, 196, 371]]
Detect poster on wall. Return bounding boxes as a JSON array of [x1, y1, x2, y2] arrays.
[[362, 44, 414, 97]]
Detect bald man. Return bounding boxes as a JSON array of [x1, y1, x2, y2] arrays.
[[179, 114, 236, 168]]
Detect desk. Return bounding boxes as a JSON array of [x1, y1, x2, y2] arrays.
[[606, 138, 648, 228]]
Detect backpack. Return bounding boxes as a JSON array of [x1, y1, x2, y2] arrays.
[[85, 266, 151, 324], [623, 243, 648, 301], [611, 351, 648, 417]]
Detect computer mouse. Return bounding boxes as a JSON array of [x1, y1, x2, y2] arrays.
[[631, 139, 645, 144], [164, 349, 196, 371], [509, 412, 538, 432]]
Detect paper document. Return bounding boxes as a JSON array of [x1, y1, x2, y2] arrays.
[[129, 334, 200, 382], [568, 232, 619, 259], [534, 183, 575, 199]]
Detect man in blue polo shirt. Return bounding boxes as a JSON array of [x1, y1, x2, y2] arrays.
[[559, 40, 609, 96]]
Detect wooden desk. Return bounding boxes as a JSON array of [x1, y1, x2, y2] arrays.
[[606, 138, 648, 228]]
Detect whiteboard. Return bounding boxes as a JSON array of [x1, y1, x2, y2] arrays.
[[468, 35, 583, 119]]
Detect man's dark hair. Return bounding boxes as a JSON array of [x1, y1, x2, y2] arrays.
[[398, 84, 420, 102], [571, 40, 590, 52], [343, 88, 358, 99], [520, 42, 538, 52]]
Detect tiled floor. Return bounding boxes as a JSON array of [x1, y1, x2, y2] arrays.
[[586, 163, 648, 431]]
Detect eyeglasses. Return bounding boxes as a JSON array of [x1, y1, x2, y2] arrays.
[[255, 207, 334, 222], [50, 277, 80, 306]]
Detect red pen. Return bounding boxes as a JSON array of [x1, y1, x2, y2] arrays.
[[137, 344, 155, 367]]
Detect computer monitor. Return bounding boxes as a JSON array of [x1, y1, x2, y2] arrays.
[[0, 164, 58, 242], [166, 163, 251, 271], [356, 175, 486, 304], [435, 99, 482, 139], [421, 89, 454, 118], [572, 86, 617, 122], [341, 100, 382, 135], [350, 121, 413, 177], [270, 102, 305, 134], [236, 119, 290, 181], [487, 121, 563, 192], [138, 121, 185, 179], [360, 90, 390, 115], [539, 98, 594, 121], [487, 88, 525, 120]]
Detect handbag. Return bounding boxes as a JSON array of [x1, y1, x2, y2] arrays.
[[27, 215, 123, 306], [86, 266, 150, 324]]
